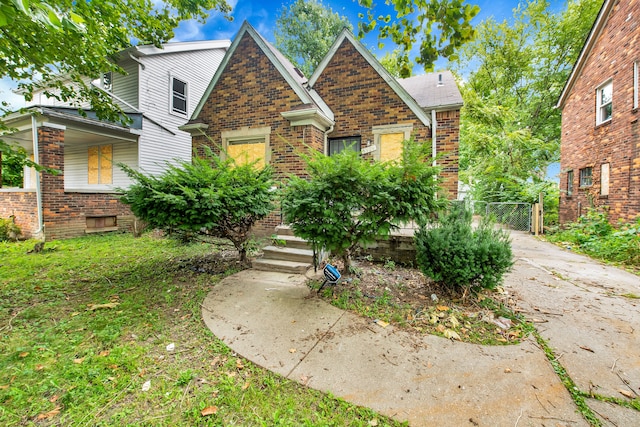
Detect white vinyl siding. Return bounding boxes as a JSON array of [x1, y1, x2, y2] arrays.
[[137, 48, 226, 168], [64, 141, 138, 191], [111, 58, 139, 109]]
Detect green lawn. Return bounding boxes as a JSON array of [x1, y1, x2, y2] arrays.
[[0, 233, 402, 426]]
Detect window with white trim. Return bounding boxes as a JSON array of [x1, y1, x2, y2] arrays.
[[171, 77, 187, 116], [102, 72, 112, 92], [596, 80, 612, 124]]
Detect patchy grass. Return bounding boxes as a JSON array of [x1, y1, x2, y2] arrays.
[[0, 233, 403, 426], [311, 259, 531, 345]]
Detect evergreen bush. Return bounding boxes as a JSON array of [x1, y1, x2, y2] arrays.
[[415, 204, 513, 294]]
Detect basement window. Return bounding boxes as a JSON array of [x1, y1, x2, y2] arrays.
[[86, 216, 118, 233]]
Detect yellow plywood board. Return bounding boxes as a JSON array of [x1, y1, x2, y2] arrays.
[[88, 146, 99, 184], [100, 144, 113, 184], [228, 141, 265, 169], [380, 133, 404, 162]]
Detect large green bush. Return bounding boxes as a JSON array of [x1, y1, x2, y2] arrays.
[[119, 148, 276, 263], [415, 205, 513, 294], [281, 139, 445, 270]]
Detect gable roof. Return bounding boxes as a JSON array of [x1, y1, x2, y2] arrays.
[[556, 0, 613, 109], [190, 21, 334, 122], [308, 28, 431, 127], [399, 71, 463, 111]]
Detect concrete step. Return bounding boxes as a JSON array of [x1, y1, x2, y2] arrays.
[[261, 245, 314, 264], [275, 235, 312, 250], [252, 258, 311, 274], [274, 225, 295, 236]]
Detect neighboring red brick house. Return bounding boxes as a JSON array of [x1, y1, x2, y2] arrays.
[[557, 0, 640, 224], [183, 22, 462, 234]]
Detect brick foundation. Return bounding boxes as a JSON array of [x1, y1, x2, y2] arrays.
[[0, 190, 38, 239]]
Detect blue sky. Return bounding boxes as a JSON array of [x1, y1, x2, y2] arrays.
[[0, 0, 568, 109]]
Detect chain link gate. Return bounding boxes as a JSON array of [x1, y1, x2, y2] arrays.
[[485, 202, 532, 231]]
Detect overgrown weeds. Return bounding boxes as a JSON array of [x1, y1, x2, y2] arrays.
[[546, 209, 640, 269], [0, 233, 402, 426]]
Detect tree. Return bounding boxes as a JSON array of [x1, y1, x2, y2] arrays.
[[119, 150, 276, 264], [0, 0, 231, 166], [358, 0, 480, 76], [378, 49, 414, 79], [274, 0, 352, 77], [281, 140, 445, 270], [453, 0, 601, 209]]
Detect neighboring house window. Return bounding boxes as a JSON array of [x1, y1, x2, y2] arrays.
[[221, 126, 271, 168], [567, 170, 573, 196], [634, 61, 638, 110], [600, 163, 610, 196], [596, 80, 612, 124], [88, 144, 113, 184], [579, 167, 592, 187], [102, 72, 112, 92], [328, 136, 361, 156], [171, 77, 187, 116]]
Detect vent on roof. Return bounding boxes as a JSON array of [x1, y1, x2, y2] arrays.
[[294, 67, 305, 78], [437, 74, 444, 87]]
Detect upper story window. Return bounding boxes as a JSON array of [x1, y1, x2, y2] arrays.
[[566, 170, 574, 196], [171, 77, 187, 116], [579, 167, 592, 187], [102, 72, 113, 92], [328, 136, 361, 156], [596, 80, 612, 125]]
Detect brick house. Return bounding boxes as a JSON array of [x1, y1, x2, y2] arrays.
[[182, 22, 462, 234], [557, 0, 640, 224], [1, 40, 230, 240]]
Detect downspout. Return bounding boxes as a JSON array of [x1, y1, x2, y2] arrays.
[[323, 124, 334, 156], [32, 114, 44, 236], [431, 109, 437, 167]]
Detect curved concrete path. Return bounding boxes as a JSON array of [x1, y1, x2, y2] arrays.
[[202, 231, 640, 426]]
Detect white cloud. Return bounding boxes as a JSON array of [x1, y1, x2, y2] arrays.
[[172, 19, 206, 42]]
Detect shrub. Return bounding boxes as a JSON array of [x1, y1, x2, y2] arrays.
[[0, 216, 21, 242], [282, 139, 445, 270], [119, 148, 276, 263], [415, 205, 513, 294]]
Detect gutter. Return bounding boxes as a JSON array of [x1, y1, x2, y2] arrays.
[[31, 113, 44, 237]]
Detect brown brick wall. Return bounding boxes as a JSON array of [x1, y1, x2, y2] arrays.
[[435, 109, 460, 198], [559, 0, 640, 224], [312, 39, 458, 199], [37, 126, 135, 240], [192, 32, 324, 184], [0, 190, 38, 238]]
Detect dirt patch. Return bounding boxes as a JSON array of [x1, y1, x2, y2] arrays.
[[315, 258, 526, 345]]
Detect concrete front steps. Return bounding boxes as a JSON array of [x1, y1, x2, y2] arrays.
[[252, 225, 318, 274]]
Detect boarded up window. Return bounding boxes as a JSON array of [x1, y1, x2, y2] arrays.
[[379, 133, 404, 161], [88, 144, 113, 184], [600, 163, 610, 196], [227, 138, 266, 168]]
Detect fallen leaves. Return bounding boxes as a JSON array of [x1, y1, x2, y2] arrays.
[[201, 406, 218, 416], [36, 406, 61, 420], [141, 380, 151, 392], [619, 389, 634, 399], [87, 302, 119, 311]]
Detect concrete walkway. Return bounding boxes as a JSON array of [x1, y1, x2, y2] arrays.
[[201, 231, 640, 426]]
